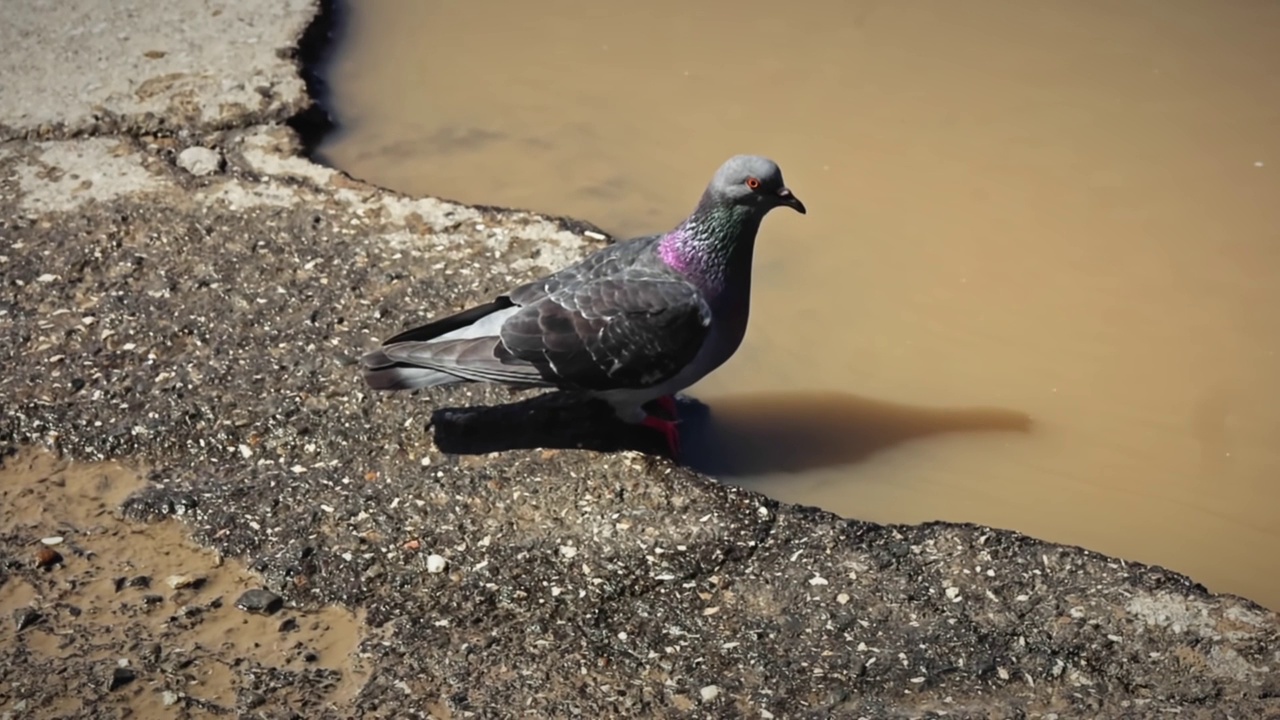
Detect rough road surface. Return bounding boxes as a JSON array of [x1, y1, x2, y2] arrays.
[[2, 1, 1277, 718]]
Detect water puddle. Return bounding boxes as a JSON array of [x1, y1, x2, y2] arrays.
[[0, 448, 368, 715], [319, 0, 1280, 609]]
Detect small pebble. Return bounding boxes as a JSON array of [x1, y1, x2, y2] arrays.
[[176, 146, 223, 176], [107, 666, 136, 691], [558, 545, 578, 559], [35, 547, 62, 568], [836, 593, 850, 605], [161, 691, 180, 706], [426, 554, 448, 574], [699, 685, 721, 703], [13, 607, 42, 632], [40, 536, 64, 545], [166, 574, 204, 590], [127, 575, 151, 589], [234, 588, 283, 615], [278, 617, 299, 632]]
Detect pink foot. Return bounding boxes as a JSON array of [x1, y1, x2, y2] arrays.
[[641, 415, 682, 460]]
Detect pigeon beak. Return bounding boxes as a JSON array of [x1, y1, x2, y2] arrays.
[[776, 187, 806, 214]]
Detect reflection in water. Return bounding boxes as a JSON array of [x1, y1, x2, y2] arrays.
[[680, 392, 1031, 477], [322, 0, 1280, 609]]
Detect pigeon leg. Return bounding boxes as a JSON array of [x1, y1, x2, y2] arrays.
[[641, 415, 682, 460], [655, 394, 679, 420]]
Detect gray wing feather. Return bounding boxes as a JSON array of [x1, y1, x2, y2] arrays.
[[497, 239, 713, 391], [362, 235, 710, 393]]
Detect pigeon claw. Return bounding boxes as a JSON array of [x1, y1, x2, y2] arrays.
[[641, 415, 682, 460]]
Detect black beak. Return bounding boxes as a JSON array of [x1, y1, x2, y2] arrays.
[[776, 187, 806, 214]]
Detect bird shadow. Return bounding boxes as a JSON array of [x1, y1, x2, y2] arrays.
[[429, 391, 671, 458], [430, 390, 1032, 476]]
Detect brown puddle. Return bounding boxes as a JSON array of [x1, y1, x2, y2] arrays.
[[320, 0, 1280, 609], [0, 449, 367, 716]]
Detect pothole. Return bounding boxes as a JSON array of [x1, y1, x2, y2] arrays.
[[0, 447, 368, 717]]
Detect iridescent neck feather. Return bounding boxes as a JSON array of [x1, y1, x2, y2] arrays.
[[658, 198, 762, 294]]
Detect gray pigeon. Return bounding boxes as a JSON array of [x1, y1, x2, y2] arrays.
[[361, 155, 805, 457]]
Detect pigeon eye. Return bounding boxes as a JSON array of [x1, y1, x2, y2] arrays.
[[745, 177, 761, 190]]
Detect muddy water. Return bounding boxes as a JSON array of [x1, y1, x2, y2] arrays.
[[0, 450, 366, 714], [320, 0, 1280, 609]]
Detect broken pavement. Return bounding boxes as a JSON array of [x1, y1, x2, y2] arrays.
[[1, 1, 1277, 717]]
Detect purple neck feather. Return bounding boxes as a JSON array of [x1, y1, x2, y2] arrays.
[[657, 226, 698, 272], [658, 200, 761, 295]]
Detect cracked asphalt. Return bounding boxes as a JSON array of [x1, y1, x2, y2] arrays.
[[1, 1, 1278, 718]]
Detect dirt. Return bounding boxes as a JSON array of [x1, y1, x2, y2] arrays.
[[0, 448, 366, 718]]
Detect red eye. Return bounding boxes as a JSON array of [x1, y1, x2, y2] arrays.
[[746, 177, 761, 190]]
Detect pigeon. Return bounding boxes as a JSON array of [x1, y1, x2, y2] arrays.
[[361, 154, 805, 458]]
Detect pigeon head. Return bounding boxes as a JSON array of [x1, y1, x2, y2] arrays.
[[705, 155, 806, 215], [659, 154, 806, 289]]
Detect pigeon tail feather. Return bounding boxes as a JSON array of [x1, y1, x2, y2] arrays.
[[360, 301, 547, 390], [360, 349, 463, 390]]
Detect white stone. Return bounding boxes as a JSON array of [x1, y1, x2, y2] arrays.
[[177, 146, 222, 176], [426, 554, 448, 573], [699, 685, 720, 703]]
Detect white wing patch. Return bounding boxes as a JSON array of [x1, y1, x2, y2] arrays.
[[434, 305, 522, 341]]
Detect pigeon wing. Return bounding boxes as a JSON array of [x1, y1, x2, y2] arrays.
[[497, 271, 711, 392]]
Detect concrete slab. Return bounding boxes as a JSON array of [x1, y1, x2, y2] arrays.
[[0, 0, 314, 139]]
